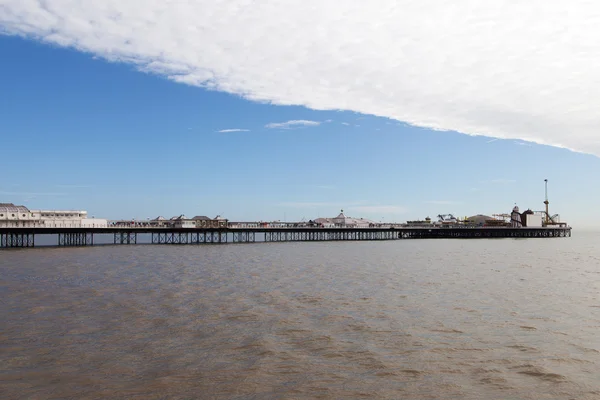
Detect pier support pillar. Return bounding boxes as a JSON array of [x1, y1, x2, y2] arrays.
[[233, 231, 255, 243], [58, 233, 93, 246], [0, 233, 35, 248], [114, 232, 136, 245]]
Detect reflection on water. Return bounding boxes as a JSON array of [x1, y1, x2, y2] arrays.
[[2, 233, 600, 399]]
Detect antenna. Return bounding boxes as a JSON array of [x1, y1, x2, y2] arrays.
[[544, 179, 550, 225]]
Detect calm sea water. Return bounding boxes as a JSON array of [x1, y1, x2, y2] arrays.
[[1, 233, 599, 399]]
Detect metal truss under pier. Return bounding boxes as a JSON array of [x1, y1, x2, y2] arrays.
[[0, 226, 572, 249], [59, 233, 93, 246], [264, 230, 398, 242], [0, 233, 35, 248], [400, 227, 572, 239], [114, 232, 137, 245], [151, 231, 231, 244]]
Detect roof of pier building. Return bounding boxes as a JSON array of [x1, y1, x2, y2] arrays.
[[314, 209, 378, 225], [192, 215, 211, 220], [466, 215, 494, 225], [0, 203, 30, 214]]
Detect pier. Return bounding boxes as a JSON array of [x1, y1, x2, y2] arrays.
[[0, 183, 573, 249], [0, 225, 572, 249]]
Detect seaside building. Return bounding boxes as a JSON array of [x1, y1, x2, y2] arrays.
[[0, 203, 108, 228], [170, 215, 196, 228], [148, 214, 228, 228], [406, 217, 432, 226], [314, 210, 378, 228]]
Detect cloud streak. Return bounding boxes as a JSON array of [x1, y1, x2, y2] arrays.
[[217, 128, 249, 133], [265, 120, 321, 129], [0, 191, 67, 196], [2, 1, 600, 154]]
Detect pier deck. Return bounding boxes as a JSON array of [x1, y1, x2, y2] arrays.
[[0, 226, 572, 248]]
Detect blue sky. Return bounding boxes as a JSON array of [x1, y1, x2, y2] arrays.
[[1, 34, 599, 227]]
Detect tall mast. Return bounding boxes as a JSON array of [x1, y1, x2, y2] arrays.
[[544, 179, 549, 225]]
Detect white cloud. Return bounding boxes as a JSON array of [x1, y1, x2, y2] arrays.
[[2, 1, 600, 155], [265, 120, 321, 129], [347, 205, 408, 214], [341, 122, 351, 126], [0, 191, 67, 196], [217, 128, 249, 133]]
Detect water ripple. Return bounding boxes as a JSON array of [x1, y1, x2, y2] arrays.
[[1, 233, 600, 399]]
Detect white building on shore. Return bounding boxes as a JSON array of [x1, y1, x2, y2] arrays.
[[0, 203, 108, 228]]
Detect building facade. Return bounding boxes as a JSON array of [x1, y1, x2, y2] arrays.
[[0, 203, 107, 228], [314, 210, 378, 228], [146, 214, 229, 228]]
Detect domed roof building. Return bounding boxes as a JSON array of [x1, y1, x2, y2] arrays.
[[466, 214, 493, 225], [314, 210, 378, 228]]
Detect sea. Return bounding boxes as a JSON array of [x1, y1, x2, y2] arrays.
[[1, 232, 599, 399]]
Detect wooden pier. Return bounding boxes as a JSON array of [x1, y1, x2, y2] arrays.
[[0, 225, 572, 249]]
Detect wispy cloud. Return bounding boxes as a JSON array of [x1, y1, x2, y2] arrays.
[[265, 120, 321, 129], [347, 205, 408, 214], [55, 184, 93, 188], [3, 2, 600, 155], [0, 191, 67, 196], [217, 128, 250, 133], [425, 200, 462, 205], [341, 122, 351, 126]]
